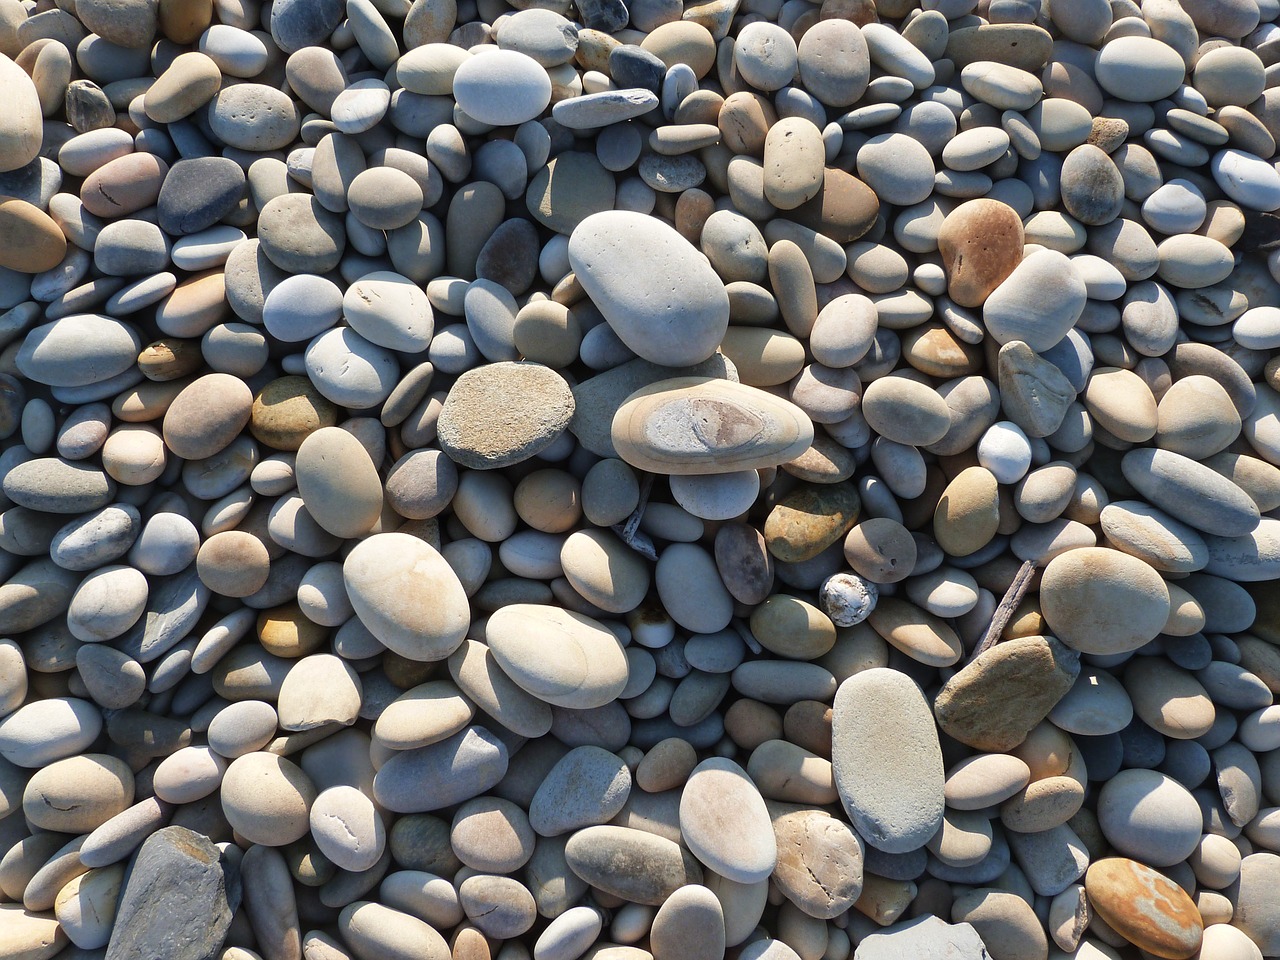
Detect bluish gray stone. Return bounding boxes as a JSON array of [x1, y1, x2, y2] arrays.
[[105, 826, 235, 960]]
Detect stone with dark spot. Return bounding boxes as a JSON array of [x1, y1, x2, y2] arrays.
[[156, 157, 246, 236], [104, 825, 235, 960], [768, 801, 865, 920], [763, 482, 860, 563], [937, 199, 1024, 308]]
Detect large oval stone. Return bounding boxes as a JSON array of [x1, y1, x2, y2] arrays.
[[372, 726, 509, 813], [17, 315, 142, 388], [768, 802, 864, 920], [1085, 857, 1203, 959], [679, 758, 776, 884], [983, 249, 1087, 352], [568, 210, 730, 366], [612, 377, 813, 475], [343, 532, 470, 661], [484, 604, 628, 709], [294, 427, 383, 539], [563, 826, 703, 905], [831, 668, 944, 853], [937, 199, 1024, 307], [1039, 547, 1171, 655]]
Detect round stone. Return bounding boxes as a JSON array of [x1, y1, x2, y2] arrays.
[[484, 603, 628, 709], [220, 752, 316, 846], [1039, 547, 1171, 655], [1094, 37, 1188, 103], [295, 427, 383, 538], [937, 199, 1024, 308], [162, 373, 253, 461], [452, 49, 552, 126], [1096, 769, 1202, 867], [437, 362, 574, 469], [250, 376, 339, 451], [343, 533, 470, 662], [311, 785, 385, 872], [679, 757, 776, 883]]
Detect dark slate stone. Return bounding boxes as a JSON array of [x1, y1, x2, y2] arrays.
[[1074, 732, 1124, 783], [475, 219, 540, 295], [270, 0, 345, 53], [105, 826, 234, 960], [1119, 716, 1166, 770], [578, 0, 629, 31], [1165, 633, 1214, 671], [157, 157, 247, 236], [1160, 738, 1211, 790], [608, 44, 667, 93]]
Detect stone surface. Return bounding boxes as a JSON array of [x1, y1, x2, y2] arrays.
[[612, 376, 813, 475], [831, 668, 944, 854], [935, 636, 1080, 752], [343, 532, 470, 662], [679, 757, 776, 884], [569, 211, 730, 366], [1085, 857, 1203, 960], [437, 362, 574, 469], [104, 826, 233, 960], [1039, 547, 1171, 655]]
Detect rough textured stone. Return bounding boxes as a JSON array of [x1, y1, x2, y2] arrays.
[[104, 826, 234, 960], [934, 636, 1080, 752]]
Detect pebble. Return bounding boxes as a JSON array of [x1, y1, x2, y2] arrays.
[[343, 533, 470, 662], [454, 49, 552, 126], [612, 377, 813, 475], [831, 668, 943, 854], [679, 757, 775, 883], [103, 827, 233, 960], [486, 603, 628, 709], [1039, 547, 1171, 655], [438, 361, 574, 469], [1084, 857, 1204, 959], [569, 211, 729, 367]]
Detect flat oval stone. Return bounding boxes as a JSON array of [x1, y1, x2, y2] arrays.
[[1095, 37, 1187, 103], [156, 157, 245, 236], [373, 725, 509, 813], [2, 458, 115, 513], [1097, 769, 1202, 867], [612, 376, 813, 476], [528, 745, 632, 837], [437, 362, 574, 469], [563, 825, 703, 905], [1122, 447, 1261, 538], [484, 604, 628, 709], [220, 751, 315, 845], [935, 635, 1079, 751], [831, 668, 944, 853], [763, 483, 860, 565], [17, 314, 141, 388], [161, 373, 253, 461], [1099, 501, 1209, 573], [768, 803, 864, 920], [861, 375, 951, 447], [937, 199, 1024, 308], [1039, 547, 1171, 655], [649, 884, 725, 960], [343, 532, 470, 661], [453, 49, 552, 126], [1085, 858, 1203, 959], [339, 901, 449, 960], [0, 198, 67, 274], [295, 427, 382, 538], [679, 757, 776, 884], [568, 210, 729, 367]]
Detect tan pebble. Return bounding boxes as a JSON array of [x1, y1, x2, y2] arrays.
[[1039, 547, 1170, 655], [0, 199, 67, 274], [258, 602, 329, 658], [221, 751, 317, 845], [749, 595, 836, 660], [196, 530, 269, 598], [934, 466, 1001, 558], [294, 426, 383, 539], [636, 738, 698, 793], [100, 425, 167, 486], [162, 373, 253, 461], [866, 597, 962, 667], [250, 376, 339, 451], [843, 518, 916, 584]]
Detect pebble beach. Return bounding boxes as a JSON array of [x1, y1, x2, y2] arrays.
[[1, 0, 1280, 958]]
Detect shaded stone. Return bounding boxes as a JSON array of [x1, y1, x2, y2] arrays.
[[156, 157, 246, 236], [763, 483, 860, 564]]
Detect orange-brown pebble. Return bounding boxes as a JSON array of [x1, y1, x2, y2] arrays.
[[0, 199, 67, 273], [1084, 857, 1203, 960], [937, 198, 1025, 308]]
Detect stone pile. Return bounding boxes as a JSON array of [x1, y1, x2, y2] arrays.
[[0, 0, 1279, 958]]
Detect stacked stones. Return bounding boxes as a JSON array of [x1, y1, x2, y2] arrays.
[[2, 0, 1280, 957]]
